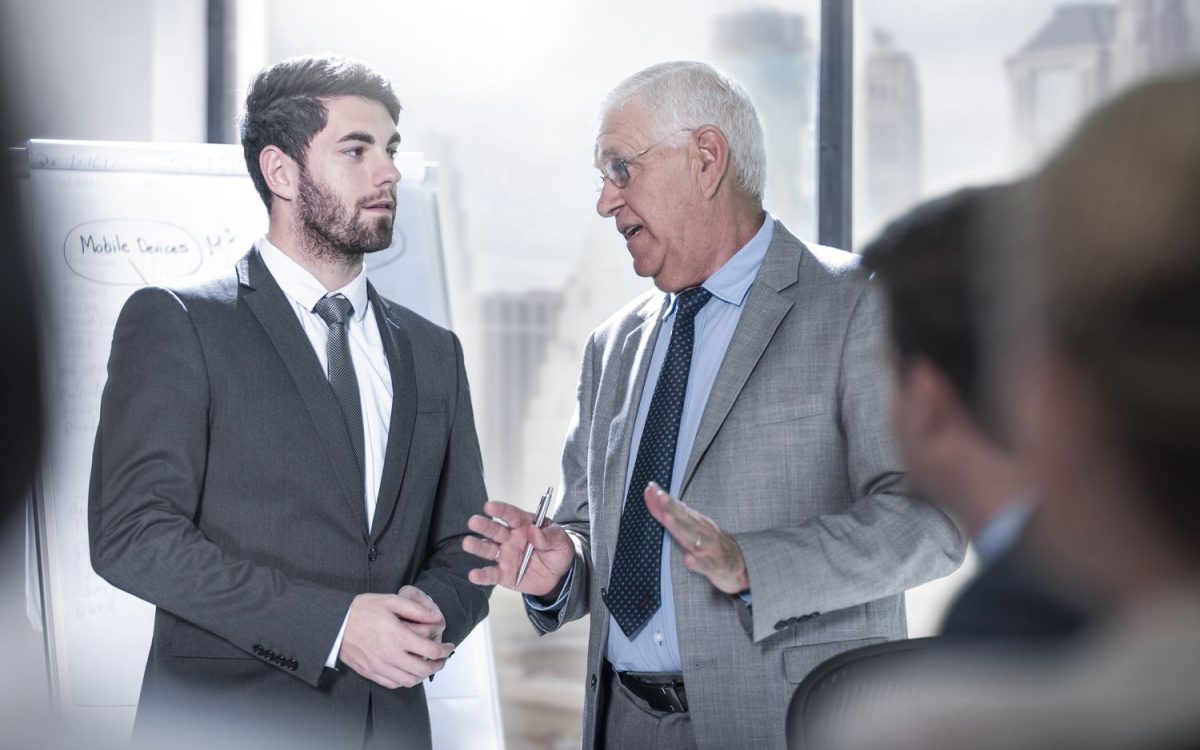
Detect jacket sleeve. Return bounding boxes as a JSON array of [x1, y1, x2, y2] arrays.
[[412, 332, 492, 646], [733, 279, 967, 643]]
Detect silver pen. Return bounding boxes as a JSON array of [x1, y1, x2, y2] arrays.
[[516, 486, 555, 586]]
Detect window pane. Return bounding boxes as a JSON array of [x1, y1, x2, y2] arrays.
[[853, 0, 1200, 248]]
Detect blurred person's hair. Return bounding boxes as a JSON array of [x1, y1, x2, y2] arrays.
[[0, 67, 43, 526], [240, 55, 401, 210], [601, 61, 767, 204], [861, 186, 1009, 440], [1002, 69, 1200, 555]]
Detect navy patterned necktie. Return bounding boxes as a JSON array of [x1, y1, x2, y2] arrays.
[[606, 286, 713, 638], [313, 294, 365, 492]]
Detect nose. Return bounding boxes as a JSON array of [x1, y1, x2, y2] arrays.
[[377, 154, 401, 187], [596, 178, 624, 218]]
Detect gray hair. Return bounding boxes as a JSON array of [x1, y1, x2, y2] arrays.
[[601, 61, 767, 204]]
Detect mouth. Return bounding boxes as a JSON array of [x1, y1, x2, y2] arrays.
[[361, 197, 395, 213], [618, 223, 644, 241]]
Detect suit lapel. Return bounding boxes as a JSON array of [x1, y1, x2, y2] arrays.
[[366, 286, 417, 542], [237, 248, 368, 533], [678, 222, 803, 496], [601, 295, 668, 571]]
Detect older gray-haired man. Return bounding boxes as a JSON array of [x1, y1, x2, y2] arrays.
[[465, 61, 965, 749]]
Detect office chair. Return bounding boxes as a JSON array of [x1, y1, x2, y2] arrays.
[[786, 636, 942, 749]]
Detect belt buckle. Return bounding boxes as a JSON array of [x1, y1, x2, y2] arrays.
[[656, 682, 687, 713]]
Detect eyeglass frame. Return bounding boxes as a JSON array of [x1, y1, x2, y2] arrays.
[[594, 127, 696, 191]]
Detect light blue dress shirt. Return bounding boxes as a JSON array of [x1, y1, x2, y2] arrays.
[[602, 215, 774, 672]]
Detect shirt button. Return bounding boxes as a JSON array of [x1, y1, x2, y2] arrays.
[[654, 631, 664, 644]]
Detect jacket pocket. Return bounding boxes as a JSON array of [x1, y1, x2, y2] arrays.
[[782, 636, 888, 683]]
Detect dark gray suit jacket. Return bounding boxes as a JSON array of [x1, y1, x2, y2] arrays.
[[89, 248, 490, 749]]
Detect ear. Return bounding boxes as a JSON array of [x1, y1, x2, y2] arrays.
[[904, 357, 965, 443], [692, 125, 730, 200], [260, 145, 300, 204]]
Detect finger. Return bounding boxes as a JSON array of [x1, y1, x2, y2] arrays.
[[481, 501, 533, 529], [467, 514, 516, 543], [382, 595, 443, 624], [374, 665, 422, 690], [462, 535, 505, 564], [468, 565, 507, 587], [368, 672, 401, 690], [644, 484, 699, 545], [395, 586, 442, 617], [395, 652, 448, 681], [403, 636, 455, 662]]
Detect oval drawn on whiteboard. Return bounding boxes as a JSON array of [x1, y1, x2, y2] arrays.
[[365, 226, 408, 272], [64, 220, 203, 286]]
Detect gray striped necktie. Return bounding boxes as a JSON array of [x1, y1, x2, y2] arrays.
[[313, 294, 365, 491]]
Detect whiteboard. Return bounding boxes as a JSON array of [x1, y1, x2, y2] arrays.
[[21, 139, 503, 749]]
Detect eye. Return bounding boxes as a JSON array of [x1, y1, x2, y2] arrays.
[[344, 146, 364, 157], [611, 158, 631, 186], [387, 148, 399, 160]]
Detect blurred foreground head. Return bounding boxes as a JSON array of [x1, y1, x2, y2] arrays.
[[994, 70, 1200, 605]]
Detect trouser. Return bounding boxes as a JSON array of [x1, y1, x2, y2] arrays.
[[599, 665, 697, 750]]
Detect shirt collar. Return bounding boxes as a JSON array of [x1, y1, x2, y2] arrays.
[[256, 236, 369, 322], [665, 212, 774, 317], [974, 497, 1035, 565]]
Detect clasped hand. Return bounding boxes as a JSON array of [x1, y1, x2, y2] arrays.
[[339, 585, 453, 689]]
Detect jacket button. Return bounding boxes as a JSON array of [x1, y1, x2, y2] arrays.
[[590, 674, 597, 690], [368, 545, 378, 562], [774, 620, 788, 631], [253, 644, 263, 655]]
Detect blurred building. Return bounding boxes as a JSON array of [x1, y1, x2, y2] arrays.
[[1009, 1, 1200, 166], [713, 8, 817, 240], [1111, 0, 1200, 86], [864, 29, 922, 230], [1008, 3, 1117, 165]]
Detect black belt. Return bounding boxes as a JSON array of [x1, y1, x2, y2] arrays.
[[617, 671, 688, 713]]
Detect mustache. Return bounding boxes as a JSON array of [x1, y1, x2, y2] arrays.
[[358, 190, 397, 209]]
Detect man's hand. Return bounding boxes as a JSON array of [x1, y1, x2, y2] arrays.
[[338, 593, 455, 689], [644, 482, 750, 594], [396, 585, 446, 642], [463, 500, 575, 597]]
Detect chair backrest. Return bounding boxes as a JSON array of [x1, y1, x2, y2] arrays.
[[786, 636, 943, 749]]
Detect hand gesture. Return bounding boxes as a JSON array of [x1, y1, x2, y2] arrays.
[[463, 501, 574, 597], [644, 482, 750, 595]]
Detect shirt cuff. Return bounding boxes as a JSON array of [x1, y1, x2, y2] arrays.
[[325, 607, 352, 669], [524, 565, 575, 612]]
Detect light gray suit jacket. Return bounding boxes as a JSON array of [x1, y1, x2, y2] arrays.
[[89, 248, 490, 749], [526, 221, 965, 749]]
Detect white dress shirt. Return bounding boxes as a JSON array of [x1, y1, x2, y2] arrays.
[[256, 237, 393, 666]]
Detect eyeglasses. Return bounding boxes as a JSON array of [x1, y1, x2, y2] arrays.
[[595, 128, 694, 191]]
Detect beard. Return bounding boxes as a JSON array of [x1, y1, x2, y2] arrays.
[[296, 167, 395, 259]]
